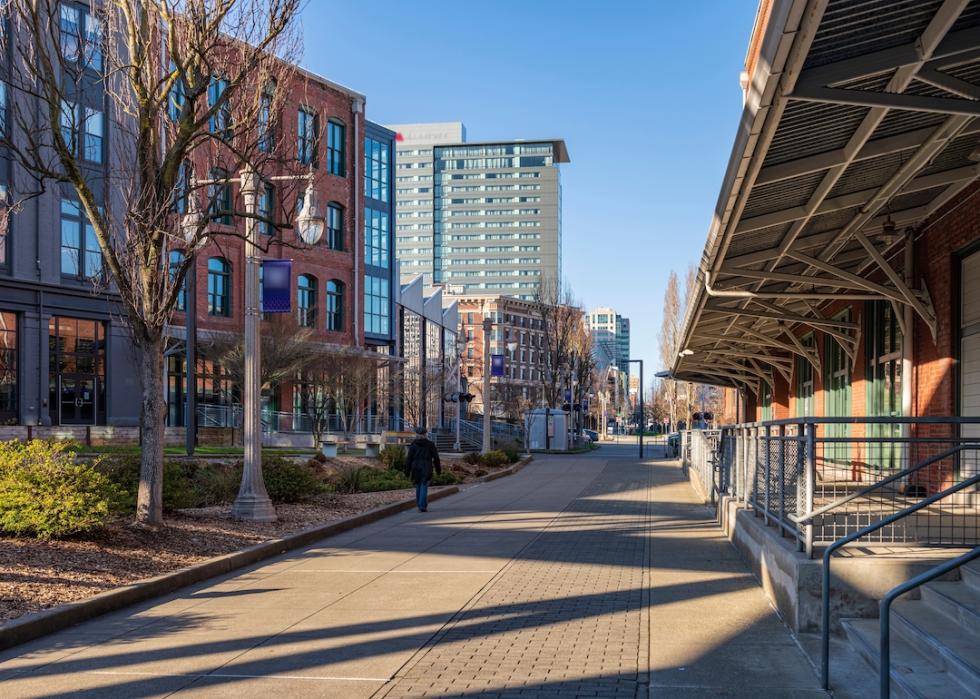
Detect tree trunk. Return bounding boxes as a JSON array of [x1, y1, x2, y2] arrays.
[[136, 335, 166, 526]]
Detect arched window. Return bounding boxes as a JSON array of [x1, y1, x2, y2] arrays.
[[169, 250, 186, 312], [297, 274, 318, 328], [207, 257, 231, 317], [327, 203, 343, 251], [326, 280, 344, 331]]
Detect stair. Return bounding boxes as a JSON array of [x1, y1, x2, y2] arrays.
[[840, 561, 980, 698], [431, 431, 479, 453]]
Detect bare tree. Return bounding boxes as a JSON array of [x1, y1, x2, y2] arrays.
[[658, 271, 682, 430], [196, 314, 314, 397], [297, 349, 389, 445], [0, 1, 304, 524], [533, 278, 584, 408]]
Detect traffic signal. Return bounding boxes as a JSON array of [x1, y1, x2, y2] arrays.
[[460, 392, 475, 403]]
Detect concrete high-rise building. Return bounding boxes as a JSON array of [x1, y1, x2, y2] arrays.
[[387, 122, 569, 300], [587, 307, 630, 375]]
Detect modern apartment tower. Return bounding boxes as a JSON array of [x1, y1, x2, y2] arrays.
[[388, 122, 568, 300], [588, 307, 631, 375]]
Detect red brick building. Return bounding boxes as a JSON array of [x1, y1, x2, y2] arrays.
[[672, 0, 980, 488]]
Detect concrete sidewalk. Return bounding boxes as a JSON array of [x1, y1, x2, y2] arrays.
[[0, 446, 828, 698]]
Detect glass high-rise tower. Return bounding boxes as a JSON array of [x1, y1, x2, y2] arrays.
[[388, 122, 569, 300]]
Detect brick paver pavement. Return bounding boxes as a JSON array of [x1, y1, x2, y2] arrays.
[[1, 443, 826, 698], [378, 450, 653, 698]]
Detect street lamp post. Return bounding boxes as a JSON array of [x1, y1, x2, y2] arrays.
[[627, 359, 644, 459], [482, 317, 492, 453], [186, 167, 322, 522], [454, 336, 464, 452]]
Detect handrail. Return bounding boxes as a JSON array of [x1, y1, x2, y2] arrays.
[[879, 546, 980, 699], [794, 444, 976, 526], [720, 416, 980, 428], [820, 463, 980, 690]]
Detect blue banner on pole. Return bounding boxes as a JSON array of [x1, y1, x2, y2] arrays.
[[261, 259, 291, 313], [490, 354, 505, 377]]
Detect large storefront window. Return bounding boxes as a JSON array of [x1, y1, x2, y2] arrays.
[[794, 334, 815, 417], [0, 312, 16, 423], [866, 300, 903, 469], [49, 316, 106, 425]]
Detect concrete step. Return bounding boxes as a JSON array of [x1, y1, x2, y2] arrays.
[[841, 618, 958, 699], [920, 579, 980, 628], [891, 600, 980, 694], [961, 561, 980, 592]]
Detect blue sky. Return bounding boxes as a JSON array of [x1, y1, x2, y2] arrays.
[[301, 0, 758, 386]]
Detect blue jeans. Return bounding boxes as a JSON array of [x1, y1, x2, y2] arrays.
[[416, 480, 429, 510]]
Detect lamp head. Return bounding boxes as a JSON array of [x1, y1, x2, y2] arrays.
[[296, 181, 325, 245]]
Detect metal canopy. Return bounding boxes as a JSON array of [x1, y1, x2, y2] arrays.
[[673, 0, 980, 390]]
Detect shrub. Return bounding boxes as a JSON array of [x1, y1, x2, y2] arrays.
[[463, 452, 482, 465], [430, 471, 459, 486], [499, 441, 523, 464], [332, 463, 365, 494], [379, 444, 407, 472], [311, 451, 328, 464], [262, 456, 324, 503], [359, 468, 412, 492], [480, 450, 509, 468], [192, 462, 241, 507], [0, 440, 125, 539], [98, 455, 198, 512]]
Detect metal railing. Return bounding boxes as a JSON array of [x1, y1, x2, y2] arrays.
[[683, 417, 980, 557], [682, 429, 722, 504], [878, 546, 980, 699], [817, 464, 980, 692], [453, 417, 525, 447]]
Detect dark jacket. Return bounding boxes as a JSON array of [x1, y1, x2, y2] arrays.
[[407, 436, 441, 484]]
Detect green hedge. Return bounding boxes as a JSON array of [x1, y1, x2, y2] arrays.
[[0, 440, 125, 539]]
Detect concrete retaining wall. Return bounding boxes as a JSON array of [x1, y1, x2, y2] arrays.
[[717, 496, 959, 634]]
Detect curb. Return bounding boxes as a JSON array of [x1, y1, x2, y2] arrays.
[[0, 486, 460, 652], [472, 455, 534, 483]]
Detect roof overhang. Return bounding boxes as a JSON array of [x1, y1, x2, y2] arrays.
[[673, 0, 980, 392]]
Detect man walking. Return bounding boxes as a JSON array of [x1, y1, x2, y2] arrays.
[[407, 426, 441, 512]]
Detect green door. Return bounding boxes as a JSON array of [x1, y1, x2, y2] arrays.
[[866, 301, 903, 471]]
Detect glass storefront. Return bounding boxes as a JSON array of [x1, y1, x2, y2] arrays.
[[49, 316, 106, 425], [0, 312, 16, 424]]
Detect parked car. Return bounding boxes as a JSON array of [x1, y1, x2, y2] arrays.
[[582, 429, 599, 442], [667, 432, 681, 458]]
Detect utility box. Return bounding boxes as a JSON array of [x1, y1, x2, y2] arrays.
[[526, 408, 569, 451]]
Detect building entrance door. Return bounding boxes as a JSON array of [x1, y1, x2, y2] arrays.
[[59, 374, 98, 425], [825, 311, 852, 475]]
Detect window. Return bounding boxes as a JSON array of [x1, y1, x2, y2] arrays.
[[297, 108, 318, 165], [208, 76, 231, 137], [795, 334, 815, 417], [83, 107, 103, 163], [168, 63, 185, 122], [174, 160, 190, 214], [327, 203, 343, 251], [207, 257, 231, 317], [258, 84, 274, 152], [60, 100, 78, 153], [258, 183, 275, 236], [208, 169, 232, 224], [364, 208, 389, 268], [326, 279, 344, 331], [169, 251, 186, 312], [0, 312, 16, 423], [60, 4, 103, 71], [364, 276, 389, 335], [60, 199, 102, 279], [59, 4, 81, 62], [0, 81, 7, 136], [866, 301, 903, 469], [327, 120, 345, 176], [365, 137, 389, 201], [296, 274, 317, 328]]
